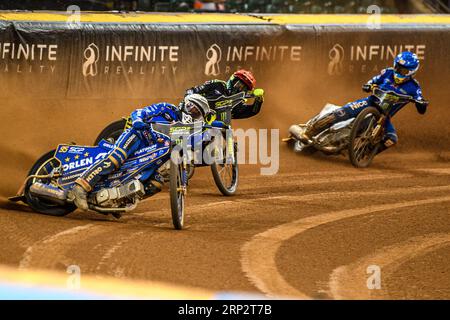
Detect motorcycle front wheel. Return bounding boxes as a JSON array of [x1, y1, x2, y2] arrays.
[[348, 107, 381, 168], [169, 150, 187, 230]]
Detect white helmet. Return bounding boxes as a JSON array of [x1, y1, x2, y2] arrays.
[[183, 94, 210, 121]]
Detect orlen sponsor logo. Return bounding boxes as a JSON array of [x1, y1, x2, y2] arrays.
[[82, 42, 179, 77], [0, 42, 58, 74], [63, 157, 93, 171], [328, 44, 426, 76], [205, 43, 302, 76]]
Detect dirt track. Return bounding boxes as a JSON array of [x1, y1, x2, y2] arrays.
[[0, 84, 449, 299]]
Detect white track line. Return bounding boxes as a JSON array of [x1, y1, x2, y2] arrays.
[[95, 231, 144, 276], [328, 233, 450, 299], [19, 224, 94, 270], [240, 193, 450, 299], [131, 173, 412, 213], [241, 169, 409, 181], [414, 168, 450, 175], [132, 167, 449, 213], [239, 173, 413, 190], [196, 185, 450, 210], [231, 165, 450, 183]]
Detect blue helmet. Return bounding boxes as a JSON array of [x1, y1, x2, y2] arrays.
[[393, 51, 419, 84]]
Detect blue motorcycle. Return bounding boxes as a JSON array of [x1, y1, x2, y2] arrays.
[[93, 93, 249, 195], [9, 121, 230, 230], [285, 87, 422, 168]]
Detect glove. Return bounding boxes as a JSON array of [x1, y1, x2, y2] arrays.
[[362, 83, 372, 93], [415, 100, 429, 114], [416, 99, 429, 108], [204, 110, 217, 124], [132, 120, 149, 130], [253, 88, 264, 98]]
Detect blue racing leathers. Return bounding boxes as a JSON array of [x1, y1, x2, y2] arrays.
[[308, 68, 427, 146], [75, 103, 181, 192]]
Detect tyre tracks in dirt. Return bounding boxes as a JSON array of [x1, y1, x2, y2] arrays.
[[1, 155, 449, 298]]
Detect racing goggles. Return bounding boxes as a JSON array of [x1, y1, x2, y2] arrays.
[[185, 102, 203, 121], [394, 64, 415, 77], [231, 79, 248, 92]]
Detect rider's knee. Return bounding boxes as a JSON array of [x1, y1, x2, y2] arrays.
[[315, 112, 336, 129]]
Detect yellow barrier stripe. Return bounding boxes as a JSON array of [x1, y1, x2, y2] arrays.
[[0, 265, 213, 299], [0, 12, 265, 23], [0, 12, 449, 25], [265, 14, 450, 25]]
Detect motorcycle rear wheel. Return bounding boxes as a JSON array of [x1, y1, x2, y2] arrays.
[[94, 119, 127, 145], [348, 107, 381, 168], [24, 150, 77, 216]]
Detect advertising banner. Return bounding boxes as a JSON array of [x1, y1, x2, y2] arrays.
[[0, 18, 448, 100], [0, 21, 74, 98], [68, 23, 308, 99], [315, 26, 450, 88]]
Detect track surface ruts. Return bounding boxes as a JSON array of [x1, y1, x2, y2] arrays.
[[1, 146, 449, 299]]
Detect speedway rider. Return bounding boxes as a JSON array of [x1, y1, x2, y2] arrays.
[[71, 94, 213, 211], [297, 51, 429, 152], [185, 69, 265, 119]]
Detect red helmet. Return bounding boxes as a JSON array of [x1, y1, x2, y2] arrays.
[[227, 69, 256, 93]]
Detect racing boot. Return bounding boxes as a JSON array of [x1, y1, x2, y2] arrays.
[[144, 173, 164, 197], [301, 113, 337, 143], [376, 138, 396, 155], [71, 183, 89, 211], [70, 155, 119, 211]]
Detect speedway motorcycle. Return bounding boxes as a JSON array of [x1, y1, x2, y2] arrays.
[[284, 86, 422, 168], [9, 121, 233, 230], [93, 92, 256, 196]]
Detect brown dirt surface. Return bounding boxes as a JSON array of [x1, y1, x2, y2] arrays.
[[0, 77, 449, 299]]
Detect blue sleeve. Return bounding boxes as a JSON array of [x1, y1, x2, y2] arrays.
[[210, 120, 228, 129], [131, 105, 159, 125], [367, 68, 390, 85], [411, 84, 424, 101], [410, 82, 427, 114], [131, 103, 177, 125]]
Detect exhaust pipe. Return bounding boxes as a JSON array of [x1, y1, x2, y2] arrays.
[[29, 182, 67, 205]]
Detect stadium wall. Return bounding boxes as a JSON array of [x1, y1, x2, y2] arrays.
[[0, 13, 449, 200], [0, 13, 449, 100]]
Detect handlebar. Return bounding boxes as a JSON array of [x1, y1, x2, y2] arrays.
[[371, 85, 420, 104], [148, 121, 227, 131]]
